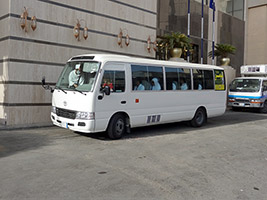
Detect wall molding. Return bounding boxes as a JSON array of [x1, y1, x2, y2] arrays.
[[38, 0, 157, 30], [0, 36, 153, 59], [0, 80, 56, 86], [0, 58, 65, 67], [107, 0, 157, 15], [0, 103, 52, 107]]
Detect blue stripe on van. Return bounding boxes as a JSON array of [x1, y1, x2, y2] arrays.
[[228, 95, 262, 99]]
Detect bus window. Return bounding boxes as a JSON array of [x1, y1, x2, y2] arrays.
[[203, 70, 214, 89], [131, 65, 163, 91], [179, 68, 191, 90], [193, 69, 204, 90], [165, 67, 191, 90], [101, 70, 125, 93], [148, 66, 163, 90], [166, 67, 178, 90], [131, 65, 149, 90]]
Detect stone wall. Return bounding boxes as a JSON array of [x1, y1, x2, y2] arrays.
[[0, 0, 157, 126]]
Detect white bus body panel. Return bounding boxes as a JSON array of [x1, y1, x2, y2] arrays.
[[51, 90, 95, 132]]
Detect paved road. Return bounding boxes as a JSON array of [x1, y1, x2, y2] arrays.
[[0, 110, 267, 200]]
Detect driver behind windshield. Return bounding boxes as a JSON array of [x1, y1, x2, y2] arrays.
[[69, 64, 85, 88]]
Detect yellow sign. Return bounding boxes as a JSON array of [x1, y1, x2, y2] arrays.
[[214, 70, 225, 91]]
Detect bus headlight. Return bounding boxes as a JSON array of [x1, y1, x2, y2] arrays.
[[228, 98, 235, 102], [51, 106, 56, 113], [76, 112, 95, 120], [250, 99, 262, 103]]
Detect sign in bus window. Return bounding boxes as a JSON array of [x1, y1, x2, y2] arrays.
[[214, 70, 225, 91]]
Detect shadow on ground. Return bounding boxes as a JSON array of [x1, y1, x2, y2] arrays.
[[0, 131, 49, 158], [77, 109, 267, 140]]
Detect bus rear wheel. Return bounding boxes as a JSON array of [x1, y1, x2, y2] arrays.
[[107, 114, 125, 139], [190, 108, 207, 127]]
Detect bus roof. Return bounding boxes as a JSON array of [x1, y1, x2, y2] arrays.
[[68, 54, 224, 70]]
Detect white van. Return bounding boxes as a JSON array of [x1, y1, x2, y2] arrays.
[[42, 54, 226, 139], [228, 65, 267, 112]]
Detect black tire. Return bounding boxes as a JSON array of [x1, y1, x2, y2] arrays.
[[190, 108, 207, 127], [260, 101, 267, 113], [107, 114, 125, 139]]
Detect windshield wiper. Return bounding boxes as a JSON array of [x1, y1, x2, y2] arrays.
[[73, 88, 86, 96], [55, 86, 67, 94]]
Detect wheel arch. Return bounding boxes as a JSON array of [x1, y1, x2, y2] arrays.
[[107, 111, 131, 133]]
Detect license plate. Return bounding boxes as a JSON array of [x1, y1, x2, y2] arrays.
[[62, 122, 68, 128], [239, 103, 245, 106]]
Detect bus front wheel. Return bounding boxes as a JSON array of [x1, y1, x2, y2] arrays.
[[260, 101, 267, 113], [107, 114, 125, 139], [190, 108, 207, 127]]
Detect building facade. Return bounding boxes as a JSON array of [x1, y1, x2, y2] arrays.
[[157, 0, 245, 75], [0, 0, 157, 127], [245, 0, 267, 65]]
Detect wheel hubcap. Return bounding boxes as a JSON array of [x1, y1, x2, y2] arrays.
[[196, 111, 204, 124], [115, 119, 124, 134]]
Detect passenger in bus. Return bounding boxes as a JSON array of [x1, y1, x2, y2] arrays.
[[172, 81, 178, 90], [151, 78, 161, 90], [102, 79, 114, 91], [141, 80, 151, 90], [69, 64, 85, 88], [134, 79, 145, 91], [180, 78, 188, 90]]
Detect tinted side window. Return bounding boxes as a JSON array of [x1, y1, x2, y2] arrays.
[[193, 69, 204, 90], [131, 65, 163, 91], [131, 65, 149, 90], [166, 67, 178, 90], [101, 70, 125, 93], [165, 67, 191, 90], [148, 66, 163, 91], [204, 70, 214, 89], [179, 68, 191, 90]]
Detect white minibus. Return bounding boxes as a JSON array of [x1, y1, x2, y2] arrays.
[[228, 65, 267, 112], [42, 54, 226, 139]]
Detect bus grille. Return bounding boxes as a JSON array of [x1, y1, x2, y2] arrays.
[[235, 99, 250, 103], [56, 108, 76, 119]]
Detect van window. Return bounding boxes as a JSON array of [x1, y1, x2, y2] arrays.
[[101, 70, 125, 93]]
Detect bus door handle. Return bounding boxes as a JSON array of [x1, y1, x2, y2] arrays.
[[121, 101, 126, 104]]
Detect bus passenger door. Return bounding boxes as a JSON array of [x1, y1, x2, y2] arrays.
[[95, 64, 128, 132]]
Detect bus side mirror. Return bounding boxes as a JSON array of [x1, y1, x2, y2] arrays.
[[42, 76, 46, 85], [41, 76, 54, 93], [104, 86, 111, 96], [98, 86, 111, 100]]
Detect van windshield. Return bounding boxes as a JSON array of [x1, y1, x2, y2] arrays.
[[229, 79, 261, 92], [56, 61, 100, 92]]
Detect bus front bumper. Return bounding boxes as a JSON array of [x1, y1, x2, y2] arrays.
[[51, 113, 95, 133], [228, 99, 263, 108]]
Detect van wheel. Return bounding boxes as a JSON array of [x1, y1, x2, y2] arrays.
[[190, 108, 206, 127], [107, 114, 125, 139], [260, 101, 267, 113]]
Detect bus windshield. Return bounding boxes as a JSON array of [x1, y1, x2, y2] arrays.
[[229, 79, 261, 92], [56, 61, 100, 92]]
